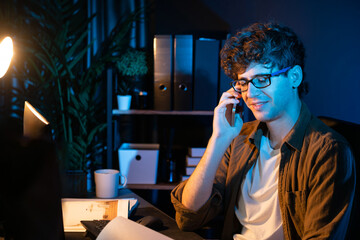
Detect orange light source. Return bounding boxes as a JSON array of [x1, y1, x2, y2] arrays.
[[0, 36, 13, 78], [24, 101, 49, 139]]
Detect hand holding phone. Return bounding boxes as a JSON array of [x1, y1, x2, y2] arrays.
[[225, 99, 244, 127]]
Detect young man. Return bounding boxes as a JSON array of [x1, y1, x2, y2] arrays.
[[171, 22, 355, 240]]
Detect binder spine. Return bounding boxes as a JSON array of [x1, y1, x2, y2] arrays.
[[154, 35, 173, 110], [173, 35, 193, 110], [219, 39, 232, 99], [193, 38, 220, 110]]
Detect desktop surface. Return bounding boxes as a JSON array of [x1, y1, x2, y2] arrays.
[[64, 188, 204, 240]]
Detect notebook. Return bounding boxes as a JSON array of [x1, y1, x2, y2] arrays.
[[61, 198, 138, 232]]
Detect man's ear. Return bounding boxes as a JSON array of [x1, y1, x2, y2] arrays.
[[289, 65, 303, 88]]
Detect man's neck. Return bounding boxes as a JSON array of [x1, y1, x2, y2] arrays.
[[266, 100, 302, 149]]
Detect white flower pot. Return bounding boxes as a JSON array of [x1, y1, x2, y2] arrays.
[[117, 95, 132, 110]]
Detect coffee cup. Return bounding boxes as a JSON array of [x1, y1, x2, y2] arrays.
[[94, 169, 127, 198]]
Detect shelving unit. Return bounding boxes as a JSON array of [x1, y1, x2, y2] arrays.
[[108, 108, 214, 189], [112, 109, 213, 116], [111, 110, 214, 155], [105, 71, 214, 189]]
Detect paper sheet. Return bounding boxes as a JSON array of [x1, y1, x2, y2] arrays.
[[97, 216, 173, 240]]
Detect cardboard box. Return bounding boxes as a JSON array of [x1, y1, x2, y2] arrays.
[[118, 143, 160, 184]]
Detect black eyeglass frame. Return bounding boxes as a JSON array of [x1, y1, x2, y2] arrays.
[[230, 66, 292, 93]]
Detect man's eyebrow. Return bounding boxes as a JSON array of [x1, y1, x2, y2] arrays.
[[238, 73, 270, 80]]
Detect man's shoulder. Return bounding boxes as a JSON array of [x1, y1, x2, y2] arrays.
[[306, 116, 351, 148]]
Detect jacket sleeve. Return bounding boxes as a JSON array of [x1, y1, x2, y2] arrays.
[[303, 140, 356, 239], [170, 147, 232, 231], [170, 180, 223, 231]]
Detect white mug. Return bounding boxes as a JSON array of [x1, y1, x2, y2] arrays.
[[94, 169, 127, 198]]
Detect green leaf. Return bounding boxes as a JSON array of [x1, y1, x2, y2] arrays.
[[5, 0, 145, 171]]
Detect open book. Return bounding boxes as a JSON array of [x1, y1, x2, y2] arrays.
[[61, 198, 138, 232]]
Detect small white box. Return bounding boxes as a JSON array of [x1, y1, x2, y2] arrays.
[[118, 143, 160, 184]]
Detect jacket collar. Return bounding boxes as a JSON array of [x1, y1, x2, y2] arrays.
[[248, 101, 312, 152]]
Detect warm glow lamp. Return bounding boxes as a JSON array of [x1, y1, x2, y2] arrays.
[[0, 35, 49, 140], [0, 36, 49, 139], [0, 36, 13, 78], [24, 101, 50, 139]]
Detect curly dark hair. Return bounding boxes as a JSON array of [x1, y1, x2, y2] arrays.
[[220, 22, 308, 96]]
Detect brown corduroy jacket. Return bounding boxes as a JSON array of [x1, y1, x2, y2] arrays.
[[171, 103, 355, 240]]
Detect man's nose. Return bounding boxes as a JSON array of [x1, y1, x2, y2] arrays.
[[246, 82, 260, 98]]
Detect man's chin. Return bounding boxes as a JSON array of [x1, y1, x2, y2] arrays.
[[252, 111, 271, 122]]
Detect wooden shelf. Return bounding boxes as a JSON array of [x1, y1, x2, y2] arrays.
[[126, 183, 179, 190], [113, 109, 213, 116]]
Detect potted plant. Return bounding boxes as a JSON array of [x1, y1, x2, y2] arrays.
[[2, 0, 143, 195], [115, 48, 148, 110]]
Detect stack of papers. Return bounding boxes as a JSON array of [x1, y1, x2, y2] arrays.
[[61, 198, 138, 232]]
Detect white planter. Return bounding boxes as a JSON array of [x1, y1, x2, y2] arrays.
[[117, 95, 132, 110]]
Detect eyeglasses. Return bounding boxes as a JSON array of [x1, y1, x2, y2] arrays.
[[230, 66, 292, 93]]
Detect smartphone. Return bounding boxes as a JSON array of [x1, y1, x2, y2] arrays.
[[225, 99, 244, 126]]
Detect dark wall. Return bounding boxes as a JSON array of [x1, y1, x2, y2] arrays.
[[150, 0, 360, 124]]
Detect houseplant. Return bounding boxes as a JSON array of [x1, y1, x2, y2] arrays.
[[1, 0, 143, 194], [115, 48, 148, 110]]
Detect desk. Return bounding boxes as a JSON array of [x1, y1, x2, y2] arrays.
[[64, 189, 204, 240]]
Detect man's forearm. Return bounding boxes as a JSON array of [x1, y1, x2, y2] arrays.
[[181, 134, 233, 211], [181, 90, 242, 211]]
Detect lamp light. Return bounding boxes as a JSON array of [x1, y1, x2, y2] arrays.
[[23, 101, 50, 139], [0, 36, 13, 78]]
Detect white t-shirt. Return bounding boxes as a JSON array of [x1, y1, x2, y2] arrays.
[[234, 134, 284, 240]]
